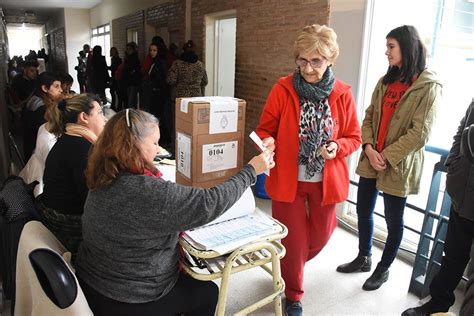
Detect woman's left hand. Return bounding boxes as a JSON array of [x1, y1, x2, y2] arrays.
[[321, 141, 338, 160]]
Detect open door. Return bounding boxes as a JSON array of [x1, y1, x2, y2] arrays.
[[205, 12, 236, 97]]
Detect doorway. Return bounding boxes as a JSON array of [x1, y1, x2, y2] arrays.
[[205, 11, 236, 97]]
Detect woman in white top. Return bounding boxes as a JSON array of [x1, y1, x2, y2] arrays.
[[19, 123, 57, 196]]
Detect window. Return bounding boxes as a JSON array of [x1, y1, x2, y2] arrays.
[[127, 28, 138, 45], [344, 0, 474, 252], [91, 24, 111, 66]]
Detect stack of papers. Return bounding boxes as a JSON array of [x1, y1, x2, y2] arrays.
[[183, 213, 281, 254]]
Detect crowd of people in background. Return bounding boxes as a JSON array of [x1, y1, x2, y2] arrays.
[[7, 36, 209, 157]]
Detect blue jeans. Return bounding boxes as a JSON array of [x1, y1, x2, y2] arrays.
[[356, 177, 407, 268]]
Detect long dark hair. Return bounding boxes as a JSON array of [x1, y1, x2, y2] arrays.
[[383, 25, 427, 85]]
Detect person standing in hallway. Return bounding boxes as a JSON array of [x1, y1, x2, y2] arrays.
[[109, 47, 122, 111], [83, 44, 92, 92], [336, 25, 442, 291], [11, 59, 39, 102], [89, 45, 110, 105], [75, 50, 87, 93], [167, 40, 208, 100], [402, 98, 474, 316], [120, 42, 141, 109], [255, 24, 362, 316]]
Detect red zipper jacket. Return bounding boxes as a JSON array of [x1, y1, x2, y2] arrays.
[[256, 74, 361, 205]]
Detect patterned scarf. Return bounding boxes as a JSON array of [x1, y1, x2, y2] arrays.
[[293, 67, 335, 179], [65, 123, 98, 144]]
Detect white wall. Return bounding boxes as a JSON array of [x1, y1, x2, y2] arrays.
[[90, 0, 167, 27], [329, 0, 367, 104], [330, 0, 367, 217], [64, 8, 91, 93]]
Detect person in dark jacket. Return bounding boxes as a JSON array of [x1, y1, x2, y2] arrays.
[[75, 50, 87, 93], [75, 109, 274, 316], [109, 47, 122, 111], [23, 72, 62, 161], [11, 59, 39, 102], [461, 261, 474, 316], [89, 46, 110, 104], [120, 42, 141, 109], [141, 43, 166, 114], [402, 98, 474, 316]]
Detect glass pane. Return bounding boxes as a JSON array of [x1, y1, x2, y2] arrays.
[[105, 25, 110, 32], [98, 35, 104, 49], [91, 36, 98, 47], [92, 28, 97, 35], [105, 34, 111, 66], [99, 26, 105, 34]]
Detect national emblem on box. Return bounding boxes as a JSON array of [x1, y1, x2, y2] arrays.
[[175, 96, 246, 188]]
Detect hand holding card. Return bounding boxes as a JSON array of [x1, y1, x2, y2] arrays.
[[249, 131, 274, 175], [249, 131, 266, 152]]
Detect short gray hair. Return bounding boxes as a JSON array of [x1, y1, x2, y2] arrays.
[[293, 24, 339, 64]]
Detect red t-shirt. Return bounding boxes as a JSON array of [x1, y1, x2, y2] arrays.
[[376, 80, 411, 152]]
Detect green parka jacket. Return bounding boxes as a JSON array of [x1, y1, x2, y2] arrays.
[[356, 69, 442, 197]]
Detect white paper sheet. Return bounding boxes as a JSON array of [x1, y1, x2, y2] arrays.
[[208, 97, 238, 134], [206, 187, 255, 226], [183, 209, 282, 254]]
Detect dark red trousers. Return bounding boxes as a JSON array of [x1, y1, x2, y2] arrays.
[[272, 181, 336, 301]]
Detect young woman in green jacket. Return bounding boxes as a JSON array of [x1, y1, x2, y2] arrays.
[[336, 25, 442, 291]]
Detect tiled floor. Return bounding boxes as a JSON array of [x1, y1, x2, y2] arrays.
[[0, 197, 463, 316]]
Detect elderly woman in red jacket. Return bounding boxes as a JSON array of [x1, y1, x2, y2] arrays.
[[256, 24, 361, 316]]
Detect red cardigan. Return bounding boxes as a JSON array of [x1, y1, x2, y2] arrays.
[[256, 75, 361, 204]]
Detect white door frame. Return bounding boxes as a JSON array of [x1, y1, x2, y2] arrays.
[[204, 10, 236, 96]]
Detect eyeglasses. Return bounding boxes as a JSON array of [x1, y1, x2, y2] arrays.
[[295, 57, 327, 69]]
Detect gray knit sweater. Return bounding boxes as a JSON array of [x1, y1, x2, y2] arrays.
[[75, 164, 256, 303]]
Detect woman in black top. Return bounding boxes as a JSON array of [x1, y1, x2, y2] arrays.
[[40, 93, 106, 256], [120, 42, 141, 109], [89, 46, 110, 104], [109, 47, 122, 111]]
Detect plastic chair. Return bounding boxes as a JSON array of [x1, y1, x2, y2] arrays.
[[14, 221, 92, 316]]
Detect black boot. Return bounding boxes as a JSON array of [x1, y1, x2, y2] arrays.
[[362, 264, 389, 291], [401, 299, 449, 316], [285, 298, 303, 316], [336, 255, 372, 273]]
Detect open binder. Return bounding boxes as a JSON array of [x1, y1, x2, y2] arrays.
[[182, 188, 282, 254]]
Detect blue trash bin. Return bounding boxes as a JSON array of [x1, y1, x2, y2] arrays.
[[255, 173, 270, 199]]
